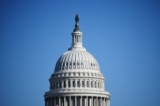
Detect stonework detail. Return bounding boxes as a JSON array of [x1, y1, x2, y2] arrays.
[[44, 15, 110, 106]]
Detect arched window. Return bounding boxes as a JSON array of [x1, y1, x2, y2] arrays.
[[77, 62, 80, 69], [50, 82, 52, 90], [98, 82, 99, 88], [69, 62, 72, 69], [62, 62, 65, 69], [74, 35, 76, 43], [64, 81, 66, 88], [79, 35, 81, 42], [73, 81, 75, 87], [87, 81, 89, 87], [82, 80, 85, 87], [76, 35, 78, 42], [56, 82, 58, 88], [77, 80, 80, 87], [68, 80, 70, 87], [53, 82, 55, 89], [59, 81, 62, 88]]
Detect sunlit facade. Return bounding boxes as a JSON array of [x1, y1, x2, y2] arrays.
[[44, 15, 110, 106]]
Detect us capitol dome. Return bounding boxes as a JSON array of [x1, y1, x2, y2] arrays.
[[44, 14, 110, 106]]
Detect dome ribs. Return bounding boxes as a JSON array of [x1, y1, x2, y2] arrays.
[[54, 50, 100, 72], [65, 51, 70, 69], [79, 51, 84, 69]]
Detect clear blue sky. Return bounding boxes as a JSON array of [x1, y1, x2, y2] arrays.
[[0, 0, 160, 106]]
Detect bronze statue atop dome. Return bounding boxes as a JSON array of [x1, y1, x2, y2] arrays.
[[75, 14, 79, 24], [73, 14, 80, 31]]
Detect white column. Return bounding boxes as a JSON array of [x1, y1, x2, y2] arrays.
[[90, 97, 92, 106], [59, 97, 61, 106], [104, 98, 105, 106], [75, 79, 77, 88], [68, 96, 71, 106], [88, 79, 90, 88], [45, 99, 47, 106], [86, 96, 88, 106], [80, 79, 82, 88], [70, 79, 72, 88], [80, 96, 82, 106], [75, 96, 77, 106], [62, 80, 64, 88], [66, 80, 68, 88], [107, 98, 110, 106], [57, 97, 59, 106], [84, 79, 86, 88], [47, 98, 49, 106], [100, 97, 102, 106], [48, 98, 50, 106], [66, 97, 68, 106], [97, 97, 98, 106], [54, 97, 56, 106], [88, 97, 90, 106], [67, 97, 69, 106], [102, 98, 104, 106], [93, 97, 95, 106], [61, 97, 63, 106], [64, 97, 66, 106], [91, 96, 94, 106]]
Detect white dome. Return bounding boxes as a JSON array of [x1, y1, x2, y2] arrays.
[[54, 50, 100, 72], [44, 16, 110, 106]]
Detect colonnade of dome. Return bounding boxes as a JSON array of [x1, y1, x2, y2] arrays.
[[48, 71, 105, 92], [45, 96, 110, 106]]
